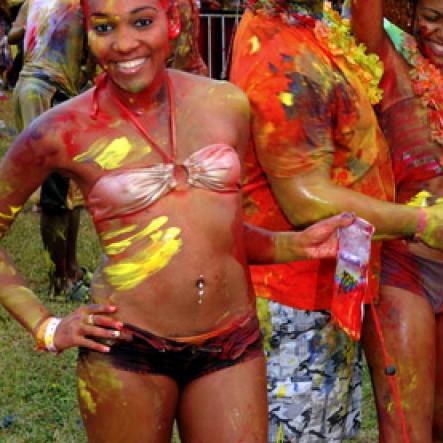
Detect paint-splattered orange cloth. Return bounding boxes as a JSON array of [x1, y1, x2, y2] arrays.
[[231, 10, 395, 310]]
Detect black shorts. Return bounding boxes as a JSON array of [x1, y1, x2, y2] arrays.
[[79, 313, 263, 386]]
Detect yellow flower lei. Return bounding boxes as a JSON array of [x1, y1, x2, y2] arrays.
[[314, 4, 384, 105]]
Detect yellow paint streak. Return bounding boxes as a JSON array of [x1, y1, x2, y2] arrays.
[[0, 285, 44, 330], [103, 217, 169, 256], [104, 219, 182, 291], [279, 92, 294, 107], [0, 205, 22, 222], [249, 35, 260, 54], [101, 224, 138, 241], [276, 423, 285, 443], [78, 378, 97, 415], [407, 190, 433, 207], [74, 137, 151, 170], [276, 384, 286, 399]]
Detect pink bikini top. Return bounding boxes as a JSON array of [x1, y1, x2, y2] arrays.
[[87, 143, 241, 222]]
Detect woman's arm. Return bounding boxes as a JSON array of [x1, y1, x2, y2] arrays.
[[351, 0, 386, 54], [0, 121, 122, 353], [267, 165, 443, 249], [243, 51, 443, 249], [244, 213, 355, 264]]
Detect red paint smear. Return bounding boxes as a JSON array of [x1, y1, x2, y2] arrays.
[[62, 130, 78, 158], [26, 25, 37, 53]]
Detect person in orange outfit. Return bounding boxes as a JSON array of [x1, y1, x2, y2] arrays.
[[230, 0, 443, 441]]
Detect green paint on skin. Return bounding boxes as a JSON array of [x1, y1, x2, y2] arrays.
[[125, 80, 149, 94], [78, 378, 97, 415], [386, 362, 417, 413], [1, 286, 46, 330], [256, 297, 272, 354], [79, 359, 125, 415], [0, 180, 13, 199], [88, 360, 123, 397]]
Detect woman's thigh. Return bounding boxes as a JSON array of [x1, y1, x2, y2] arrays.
[[77, 355, 179, 443], [363, 285, 436, 443], [177, 354, 268, 443]]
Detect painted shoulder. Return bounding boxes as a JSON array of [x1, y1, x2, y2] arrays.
[[170, 68, 250, 120]]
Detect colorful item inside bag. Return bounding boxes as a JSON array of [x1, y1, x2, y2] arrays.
[[331, 217, 375, 341]]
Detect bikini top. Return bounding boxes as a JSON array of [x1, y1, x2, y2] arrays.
[[87, 143, 242, 222]]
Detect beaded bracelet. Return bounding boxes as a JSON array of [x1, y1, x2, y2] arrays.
[[35, 317, 61, 353]]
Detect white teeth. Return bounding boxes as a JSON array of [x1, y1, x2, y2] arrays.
[[117, 58, 145, 69]]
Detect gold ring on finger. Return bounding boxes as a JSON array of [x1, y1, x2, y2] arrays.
[[87, 314, 94, 326]]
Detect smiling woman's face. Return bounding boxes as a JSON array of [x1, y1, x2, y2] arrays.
[[85, 0, 170, 93], [414, 0, 443, 70]]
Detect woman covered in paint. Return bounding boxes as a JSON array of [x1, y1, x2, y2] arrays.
[[351, 0, 443, 441], [0, 0, 356, 441]]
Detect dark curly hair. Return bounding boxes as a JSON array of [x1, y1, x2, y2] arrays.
[[384, 0, 416, 33]]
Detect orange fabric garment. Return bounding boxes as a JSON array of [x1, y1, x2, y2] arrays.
[[231, 10, 395, 310]]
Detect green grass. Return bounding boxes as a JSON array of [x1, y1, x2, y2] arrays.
[[0, 93, 378, 442]]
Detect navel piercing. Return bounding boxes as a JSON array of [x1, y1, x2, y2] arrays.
[[196, 275, 205, 304]]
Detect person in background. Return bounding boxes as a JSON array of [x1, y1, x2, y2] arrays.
[[0, 0, 11, 90], [11, 0, 90, 301], [6, 0, 25, 89], [230, 0, 443, 441], [167, 0, 208, 75], [351, 0, 443, 441]]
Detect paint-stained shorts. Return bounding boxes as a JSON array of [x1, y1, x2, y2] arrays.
[[13, 76, 82, 214], [266, 302, 361, 443], [79, 313, 263, 387], [382, 240, 443, 313]]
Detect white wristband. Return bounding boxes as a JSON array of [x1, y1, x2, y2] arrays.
[[44, 317, 62, 353]]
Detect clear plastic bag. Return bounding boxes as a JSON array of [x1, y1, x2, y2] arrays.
[[331, 217, 375, 341]]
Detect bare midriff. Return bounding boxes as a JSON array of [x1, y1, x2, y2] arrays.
[[89, 179, 255, 339], [380, 40, 443, 262]]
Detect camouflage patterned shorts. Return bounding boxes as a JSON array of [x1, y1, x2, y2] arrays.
[[266, 302, 362, 443]]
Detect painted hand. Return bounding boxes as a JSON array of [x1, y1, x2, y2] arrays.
[[421, 204, 443, 250], [296, 212, 355, 260], [53, 304, 124, 353]]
